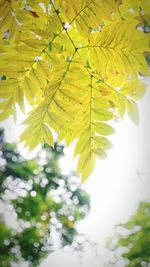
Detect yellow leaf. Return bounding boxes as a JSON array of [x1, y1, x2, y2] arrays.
[[93, 108, 114, 121], [78, 151, 96, 182], [74, 129, 90, 157], [93, 136, 113, 150], [94, 122, 115, 136], [127, 100, 139, 125], [42, 124, 54, 147], [92, 148, 107, 159], [120, 79, 147, 100], [0, 0, 149, 180]]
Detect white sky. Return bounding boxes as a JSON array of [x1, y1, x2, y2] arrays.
[[1, 82, 150, 267]]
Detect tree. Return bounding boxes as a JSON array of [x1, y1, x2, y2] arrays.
[[108, 202, 150, 267], [0, 129, 90, 266], [0, 0, 150, 180]]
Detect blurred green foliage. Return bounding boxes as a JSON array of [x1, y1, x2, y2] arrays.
[[0, 129, 90, 266], [109, 202, 150, 267]]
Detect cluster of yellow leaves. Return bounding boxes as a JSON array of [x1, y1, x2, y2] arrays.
[[0, 0, 150, 181]]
